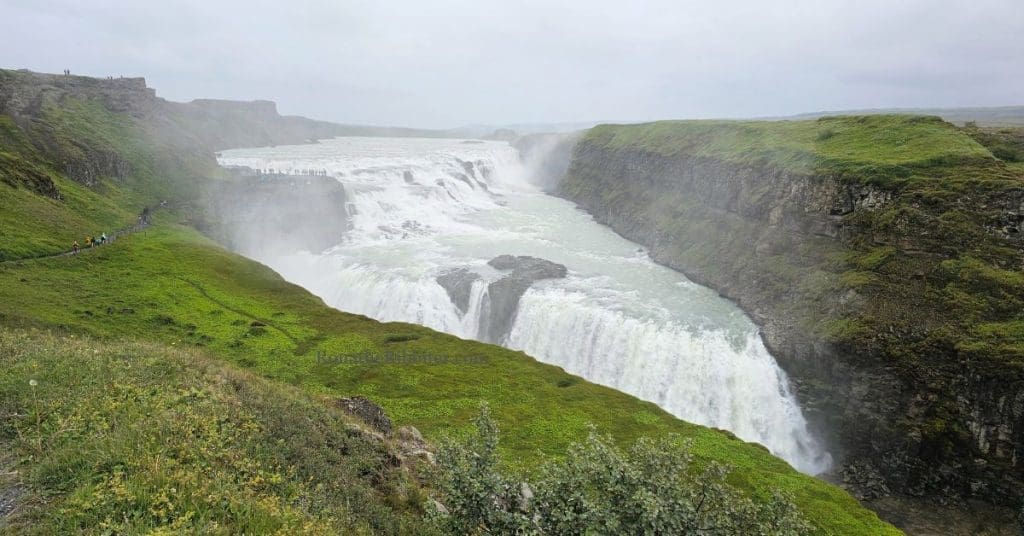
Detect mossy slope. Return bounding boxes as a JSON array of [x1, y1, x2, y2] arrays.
[[0, 329, 434, 534], [0, 221, 897, 534]]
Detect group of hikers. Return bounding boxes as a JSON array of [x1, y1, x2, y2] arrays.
[[72, 233, 109, 255], [69, 204, 165, 256]]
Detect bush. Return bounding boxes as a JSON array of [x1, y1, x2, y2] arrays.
[[431, 405, 811, 535]]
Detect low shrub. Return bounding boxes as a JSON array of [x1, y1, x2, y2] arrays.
[[431, 405, 811, 535]]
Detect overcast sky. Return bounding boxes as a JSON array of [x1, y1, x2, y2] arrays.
[[2, 0, 1022, 129]]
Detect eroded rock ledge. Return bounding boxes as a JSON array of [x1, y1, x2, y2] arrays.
[[437, 255, 568, 343]]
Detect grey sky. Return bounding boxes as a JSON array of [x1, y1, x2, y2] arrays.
[[2, 0, 1022, 129]]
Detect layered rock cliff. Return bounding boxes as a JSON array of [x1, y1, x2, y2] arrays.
[[552, 117, 1024, 519], [198, 167, 349, 258], [0, 68, 447, 201], [0, 68, 341, 201]]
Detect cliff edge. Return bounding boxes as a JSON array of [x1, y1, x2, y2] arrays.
[[556, 116, 1024, 527]]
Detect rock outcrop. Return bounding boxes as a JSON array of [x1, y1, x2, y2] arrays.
[[483, 255, 567, 344], [437, 255, 568, 343], [436, 268, 481, 314], [0, 71, 157, 120], [334, 396, 437, 467], [335, 396, 393, 435]]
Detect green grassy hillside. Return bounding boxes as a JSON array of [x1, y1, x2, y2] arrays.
[[0, 72, 898, 534], [0, 329, 433, 534], [790, 106, 1024, 127], [0, 98, 209, 260], [588, 115, 999, 186], [0, 221, 897, 534]]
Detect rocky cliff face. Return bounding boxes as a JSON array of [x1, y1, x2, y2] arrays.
[[512, 132, 582, 191], [554, 126, 1024, 519], [199, 168, 349, 257], [0, 69, 344, 147], [0, 71, 155, 190], [0, 69, 353, 202], [0, 71, 156, 120]]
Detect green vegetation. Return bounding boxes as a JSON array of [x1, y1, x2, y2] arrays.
[[0, 221, 897, 534], [0, 73, 897, 534], [0, 98, 211, 260], [965, 124, 1024, 164], [0, 329, 432, 534], [589, 115, 995, 186], [791, 106, 1024, 128], [0, 173, 133, 260], [434, 406, 810, 534]]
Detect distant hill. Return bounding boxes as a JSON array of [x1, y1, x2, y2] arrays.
[[787, 105, 1024, 126], [0, 69, 456, 151]]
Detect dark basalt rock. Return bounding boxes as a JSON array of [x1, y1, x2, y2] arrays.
[[488, 254, 568, 279], [483, 255, 567, 344], [335, 396, 392, 435], [436, 256, 568, 344], [436, 268, 481, 314]]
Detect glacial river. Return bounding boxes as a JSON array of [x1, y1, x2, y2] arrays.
[[218, 136, 831, 474]]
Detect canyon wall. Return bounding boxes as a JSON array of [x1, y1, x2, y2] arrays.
[[198, 168, 349, 258], [0, 68, 450, 200], [553, 119, 1024, 512]]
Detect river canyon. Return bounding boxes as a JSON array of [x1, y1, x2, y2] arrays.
[[217, 136, 832, 475]]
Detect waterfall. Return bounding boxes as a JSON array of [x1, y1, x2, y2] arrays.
[[218, 136, 832, 475], [507, 285, 827, 472]]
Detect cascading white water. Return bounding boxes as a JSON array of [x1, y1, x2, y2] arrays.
[[218, 137, 832, 474]]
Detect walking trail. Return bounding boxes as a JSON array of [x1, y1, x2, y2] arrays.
[[1, 206, 167, 264]]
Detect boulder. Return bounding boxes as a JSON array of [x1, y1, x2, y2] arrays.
[[396, 425, 436, 465], [335, 396, 392, 435], [487, 254, 568, 279]]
